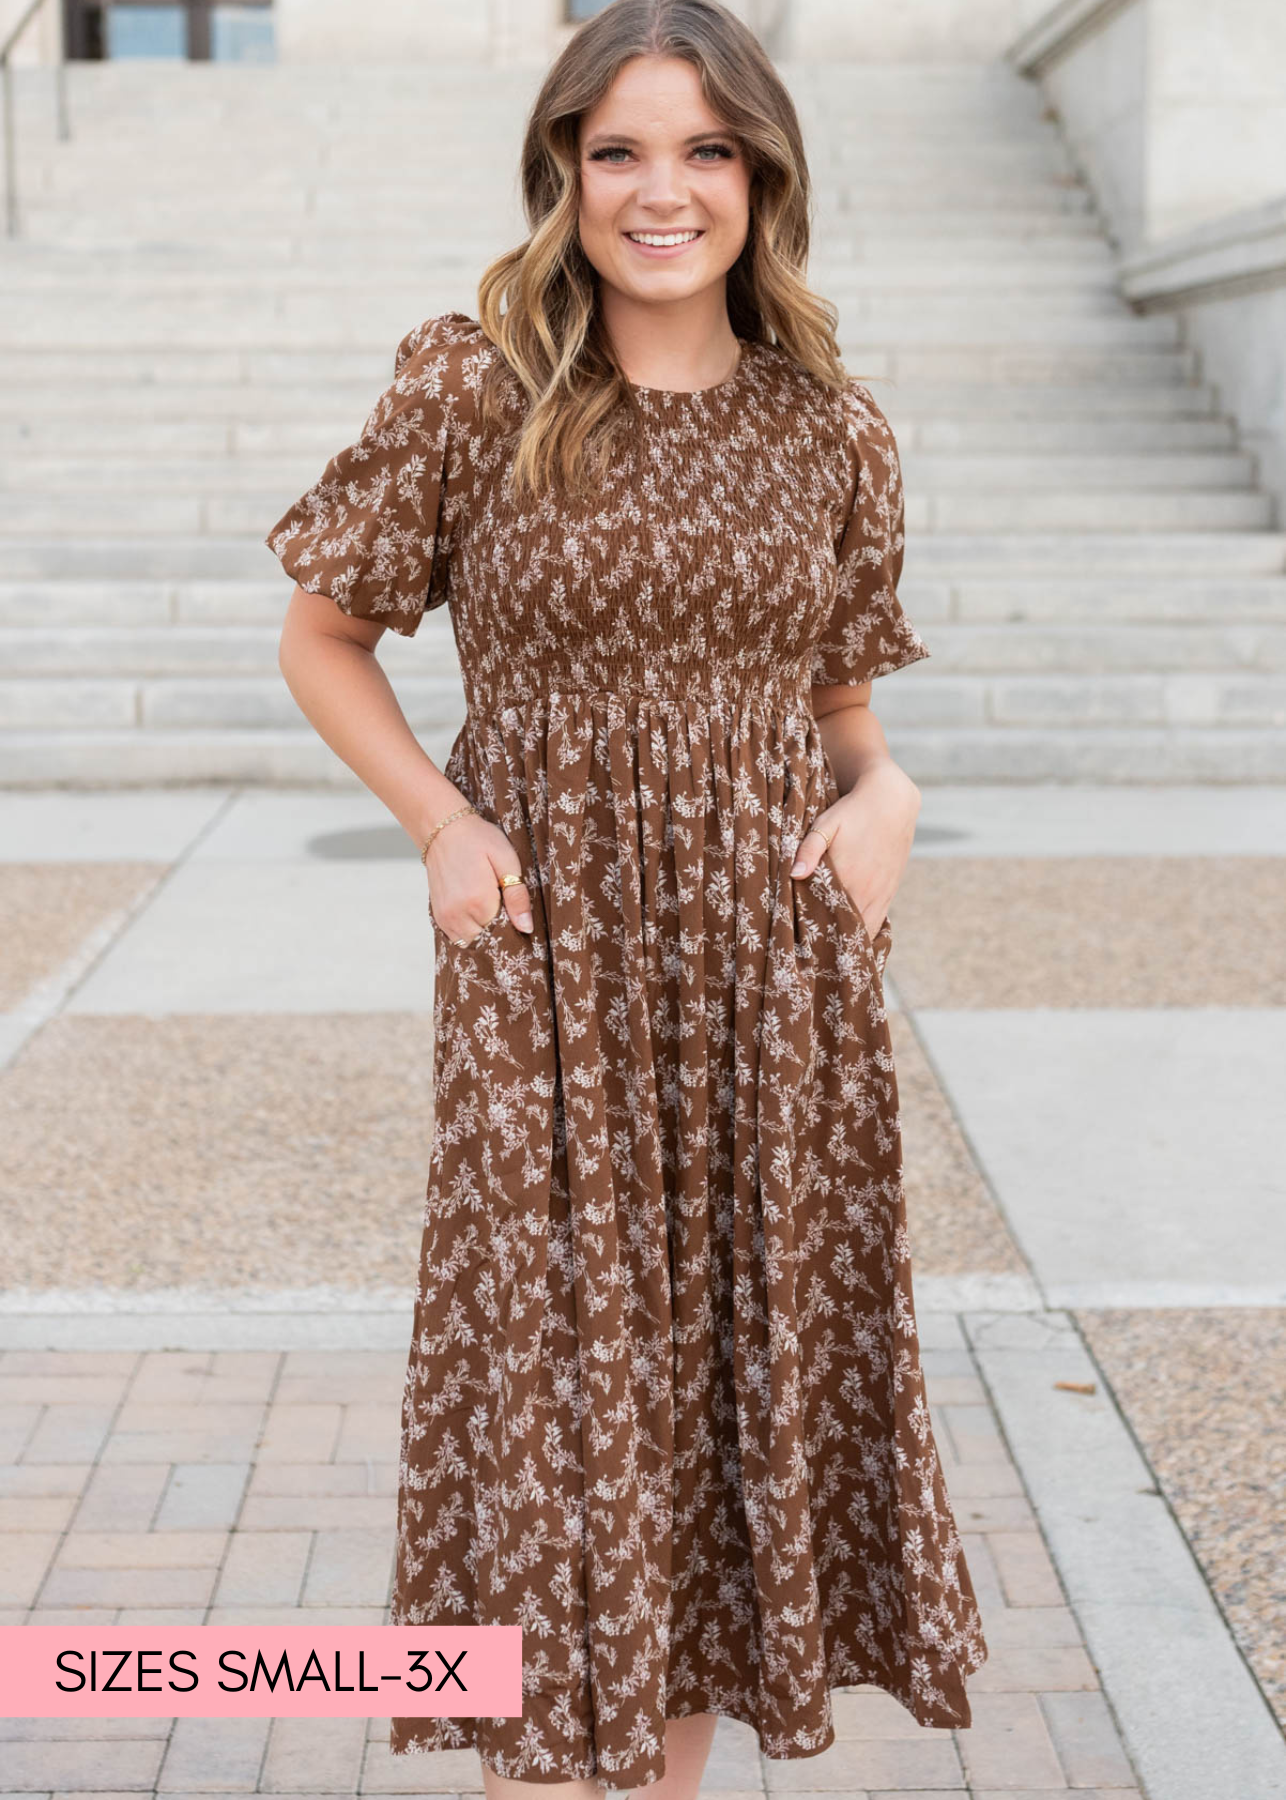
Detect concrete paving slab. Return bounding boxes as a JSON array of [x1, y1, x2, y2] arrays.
[[191, 791, 433, 864], [0, 875, 169, 1074], [0, 1301, 416, 1353], [913, 784, 1286, 856], [887, 856, 1286, 1008], [914, 1009, 1286, 1304], [0, 788, 230, 862], [1076, 1306, 1286, 1731], [889, 1013, 1031, 1278], [62, 862, 436, 1016], [0, 1016, 432, 1291], [0, 864, 162, 1013], [966, 1308, 1286, 1800]]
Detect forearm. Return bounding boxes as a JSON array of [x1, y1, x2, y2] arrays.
[[797, 685, 920, 927], [278, 626, 462, 847], [811, 686, 900, 795]]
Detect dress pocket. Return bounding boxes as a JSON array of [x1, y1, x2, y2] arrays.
[[430, 905, 557, 1203], [437, 903, 507, 950], [815, 849, 894, 979]]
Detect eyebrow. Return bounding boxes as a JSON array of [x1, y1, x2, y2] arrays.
[[583, 128, 735, 149]]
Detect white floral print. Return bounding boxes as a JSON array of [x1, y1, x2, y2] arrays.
[[264, 313, 984, 1789]]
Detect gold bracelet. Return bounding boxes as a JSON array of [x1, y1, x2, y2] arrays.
[[419, 803, 477, 865]]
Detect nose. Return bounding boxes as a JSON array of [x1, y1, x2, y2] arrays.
[[633, 158, 689, 209]]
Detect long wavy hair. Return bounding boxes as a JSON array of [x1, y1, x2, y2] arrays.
[[474, 0, 853, 501]]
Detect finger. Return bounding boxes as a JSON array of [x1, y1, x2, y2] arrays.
[[790, 825, 831, 878], [429, 886, 505, 941], [495, 866, 535, 932], [435, 906, 492, 943]]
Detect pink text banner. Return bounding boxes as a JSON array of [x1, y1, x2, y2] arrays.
[[0, 1626, 522, 1718]]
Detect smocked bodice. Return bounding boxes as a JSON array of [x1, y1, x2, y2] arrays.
[[263, 310, 930, 722]]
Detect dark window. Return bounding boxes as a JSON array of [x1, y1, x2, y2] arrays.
[[64, 0, 274, 61]]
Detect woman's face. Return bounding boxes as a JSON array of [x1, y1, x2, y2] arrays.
[[577, 54, 751, 310]]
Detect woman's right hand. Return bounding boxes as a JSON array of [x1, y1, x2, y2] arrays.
[[425, 811, 535, 944]]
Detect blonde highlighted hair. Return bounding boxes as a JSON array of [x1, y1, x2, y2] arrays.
[[474, 0, 854, 500]]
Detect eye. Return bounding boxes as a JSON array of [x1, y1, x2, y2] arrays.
[[586, 141, 737, 163]]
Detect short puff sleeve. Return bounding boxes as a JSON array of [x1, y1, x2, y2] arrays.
[[263, 310, 483, 637], [809, 378, 930, 687]]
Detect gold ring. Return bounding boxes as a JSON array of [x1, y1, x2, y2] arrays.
[[497, 872, 524, 890], [806, 822, 835, 851]]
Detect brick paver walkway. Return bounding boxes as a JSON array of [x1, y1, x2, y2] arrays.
[[0, 1325, 1143, 1797]]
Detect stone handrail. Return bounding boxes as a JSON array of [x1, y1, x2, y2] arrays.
[[2, 0, 70, 237]]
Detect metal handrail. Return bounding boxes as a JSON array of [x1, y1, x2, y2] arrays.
[[2, 0, 70, 238]]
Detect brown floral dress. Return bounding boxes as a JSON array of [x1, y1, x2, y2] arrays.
[[264, 311, 988, 1788]]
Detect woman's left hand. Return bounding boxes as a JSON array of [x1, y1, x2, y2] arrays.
[[789, 758, 922, 936]]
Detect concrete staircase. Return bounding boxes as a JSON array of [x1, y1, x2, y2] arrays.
[[2, 58, 1283, 784]]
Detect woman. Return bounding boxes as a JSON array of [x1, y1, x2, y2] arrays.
[[266, 3, 988, 1796]]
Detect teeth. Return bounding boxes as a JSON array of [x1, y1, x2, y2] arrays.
[[627, 230, 701, 246]]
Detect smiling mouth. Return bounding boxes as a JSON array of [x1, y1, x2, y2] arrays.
[[623, 229, 705, 248]]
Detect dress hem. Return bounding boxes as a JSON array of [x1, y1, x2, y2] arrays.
[[388, 1642, 986, 1788]]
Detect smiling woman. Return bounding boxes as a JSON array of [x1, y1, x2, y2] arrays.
[[263, 4, 986, 1798], [576, 56, 751, 391]]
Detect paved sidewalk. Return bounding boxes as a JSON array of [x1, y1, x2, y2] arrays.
[[2, 783, 1285, 1800], [0, 1322, 1141, 1800]]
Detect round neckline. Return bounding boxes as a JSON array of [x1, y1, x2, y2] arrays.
[[626, 337, 752, 400]]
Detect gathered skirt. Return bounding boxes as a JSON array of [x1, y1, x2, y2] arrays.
[[387, 687, 988, 1788]]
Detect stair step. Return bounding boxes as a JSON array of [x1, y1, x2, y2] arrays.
[[904, 532, 1286, 572], [0, 311, 1181, 349], [25, 172, 1099, 203], [912, 418, 1237, 449], [4, 623, 1285, 679], [894, 729, 1286, 782], [6, 215, 1113, 258], [1, 224, 1114, 263], [0, 674, 465, 731], [3, 531, 1280, 580], [876, 673, 1286, 729], [0, 450, 1259, 496], [943, 576, 1286, 621], [911, 625, 1286, 673], [1, 726, 1282, 786], [0, 305, 1180, 347], [0, 345, 1204, 389], [0, 578, 296, 626], [0, 414, 1241, 458], [1, 539, 279, 577], [0, 262, 1126, 298], [863, 349, 1200, 384], [3, 670, 1285, 732], [0, 245, 1121, 282], [912, 493, 1275, 531], [0, 491, 1273, 536], [902, 452, 1257, 490], [4, 575, 1283, 631], [6, 416, 1244, 457], [0, 383, 1227, 424]]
